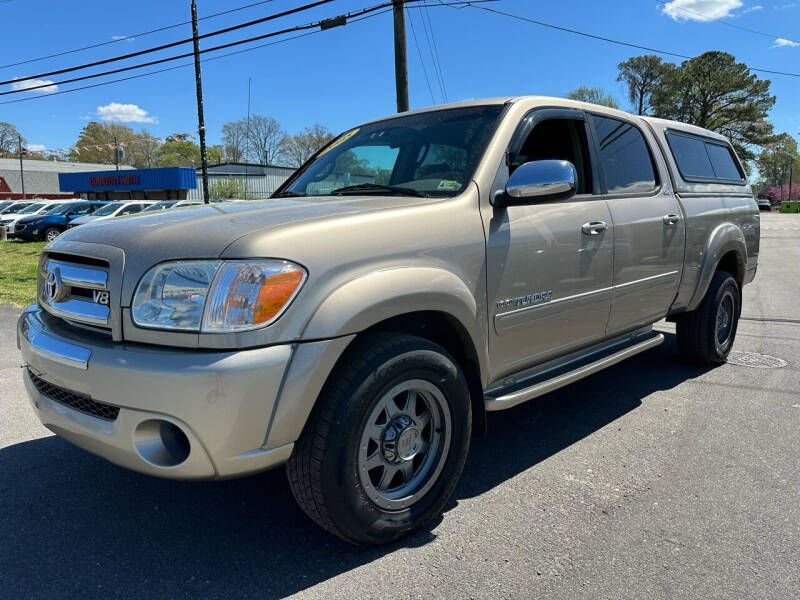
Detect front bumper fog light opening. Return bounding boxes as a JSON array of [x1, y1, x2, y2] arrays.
[[134, 419, 191, 467]]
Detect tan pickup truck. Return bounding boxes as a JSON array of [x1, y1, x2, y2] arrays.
[[18, 96, 759, 544]]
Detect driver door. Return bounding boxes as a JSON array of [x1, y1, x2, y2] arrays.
[[484, 109, 614, 379]]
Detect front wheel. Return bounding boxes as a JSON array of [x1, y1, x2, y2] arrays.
[[676, 271, 740, 364], [42, 227, 61, 243], [287, 332, 471, 545]]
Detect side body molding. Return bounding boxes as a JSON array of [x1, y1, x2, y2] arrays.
[[686, 222, 747, 311]]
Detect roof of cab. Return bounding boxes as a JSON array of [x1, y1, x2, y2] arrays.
[[364, 95, 730, 141]]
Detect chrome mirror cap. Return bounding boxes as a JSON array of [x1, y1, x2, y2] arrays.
[[500, 160, 577, 206]]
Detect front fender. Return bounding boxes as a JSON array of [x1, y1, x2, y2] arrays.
[[263, 267, 488, 449], [687, 222, 746, 311], [302, 266, 487, 378]]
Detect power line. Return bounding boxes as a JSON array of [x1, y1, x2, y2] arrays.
[[653, 0, 799, 45], [407, 10, 437, 104], [470, 5, 800, 78], [1, 0, 437, 97], [416, 5, 447, 102], [421, 3, 448, 101], [0, 0, 337, 86], [0, 0, 280, 71], [0, 3, 477, 106]]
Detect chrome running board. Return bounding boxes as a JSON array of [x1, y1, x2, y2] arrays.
[[484, 333, 664, 412]]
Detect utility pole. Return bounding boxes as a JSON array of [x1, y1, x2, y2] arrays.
[[191, 0, 210, 204], [392, 0, 409, 113], [114, 135, 119, 171], [17, 135, 26, 199]]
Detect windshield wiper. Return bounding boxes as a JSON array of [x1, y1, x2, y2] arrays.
[[273, 190, 307, 198], [329, 183, 429, 198]]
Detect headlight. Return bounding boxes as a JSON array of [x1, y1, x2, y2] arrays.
[[131, 259, 306, 332]]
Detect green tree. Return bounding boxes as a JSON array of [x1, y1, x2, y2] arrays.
[[70, 121, 135, 165], [566, 86, 619, 109], [617, 55, 667, 115], [650, 51, 775, 163], [154, 140, 222, 167], [756, 134, 798, 186]]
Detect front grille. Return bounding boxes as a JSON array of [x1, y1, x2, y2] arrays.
[[28, 370, 120, 421], [39, 254, 111, 329]]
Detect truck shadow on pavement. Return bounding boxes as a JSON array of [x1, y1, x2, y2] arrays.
[[0, 333, 713, 599]]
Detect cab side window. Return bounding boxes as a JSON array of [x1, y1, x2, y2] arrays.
[[511, 118, 593, 195], [73, 203, 93, 215], [591, 115, 657, 194]]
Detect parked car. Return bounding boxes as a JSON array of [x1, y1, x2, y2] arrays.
[[68, 201, 156, 227], [143, 200, 203, 212], [0, 200, 34, 215], [18, 97, 759, 545], [1, 200, 73, 236], [757, 198, 772, 211], [0, 200, 15, 212], [12, 201, 109, 242]]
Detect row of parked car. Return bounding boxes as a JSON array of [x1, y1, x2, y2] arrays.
[[0, 198, 202, 242]]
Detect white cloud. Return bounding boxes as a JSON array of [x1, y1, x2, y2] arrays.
[[111, 35, 135, 41], [662, 0, 743, 21], [773, 37, 800, 47], [10, 77, 58, 93], [741, 4, 763, 13], [96, 102, 158, 123], [26, 144, 45, 152]]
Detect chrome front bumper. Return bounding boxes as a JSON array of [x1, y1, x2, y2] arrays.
[[18, 306, 298, 480]]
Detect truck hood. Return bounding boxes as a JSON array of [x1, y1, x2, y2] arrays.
[[53, 196, 433, 259]]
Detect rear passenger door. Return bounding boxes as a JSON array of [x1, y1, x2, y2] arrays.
[[589, 113, 684, 336]]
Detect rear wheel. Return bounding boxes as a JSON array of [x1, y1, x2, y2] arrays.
[[676, 271, 740, 364], [43, 227, 61, 243], [287, 332, 471, 545]]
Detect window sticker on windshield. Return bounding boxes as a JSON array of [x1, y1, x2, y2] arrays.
[[437, 180, 461, 191], [317, 128, 360, 157]]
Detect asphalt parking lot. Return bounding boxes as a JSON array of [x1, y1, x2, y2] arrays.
[[1, 211, 798, 599]]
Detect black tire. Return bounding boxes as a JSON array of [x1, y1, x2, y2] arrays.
[[42, 227, 61, 243], [287, 332, 472, 545], [676, 271, 740, 365]]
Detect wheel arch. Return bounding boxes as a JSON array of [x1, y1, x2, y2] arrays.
[[686, 223, 746, 312]]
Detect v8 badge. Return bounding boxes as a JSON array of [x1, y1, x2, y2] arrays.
[[92, 290, 110, 306]]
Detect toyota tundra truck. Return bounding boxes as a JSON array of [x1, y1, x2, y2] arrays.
[[18, 97, 759, 545]]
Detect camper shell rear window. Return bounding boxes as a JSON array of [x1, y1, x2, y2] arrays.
[[665, 130, 745, 184]]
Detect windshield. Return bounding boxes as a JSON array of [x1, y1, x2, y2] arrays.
[[145, 201, 176, 211], [3, 202, 32, 214], [45, 202, 80, 215], [0, 202, 11, 211], [19, 203, 47, 214], [278, 105, 504, 199], [92, 203, 122, 216]]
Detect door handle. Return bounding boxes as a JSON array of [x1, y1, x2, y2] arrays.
[[663, 214, 681, 225], [581, 221, 607, 235]]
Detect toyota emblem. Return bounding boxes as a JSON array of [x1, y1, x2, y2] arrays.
[[45, 269, 62, 302]]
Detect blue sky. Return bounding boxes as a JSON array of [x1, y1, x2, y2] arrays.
[[1, 0, 798, 154]]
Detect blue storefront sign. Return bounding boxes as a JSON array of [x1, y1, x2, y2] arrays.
[[58, 167, 197, 192]]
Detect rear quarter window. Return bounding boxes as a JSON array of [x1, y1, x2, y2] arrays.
[[666, 131, 743, 182]]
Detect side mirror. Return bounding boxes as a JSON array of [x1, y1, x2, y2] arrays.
[[494, 160, 577, 208]]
